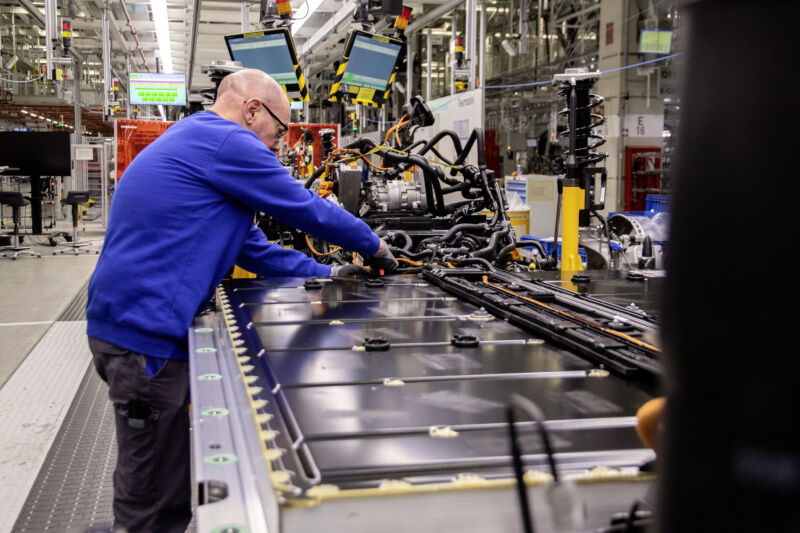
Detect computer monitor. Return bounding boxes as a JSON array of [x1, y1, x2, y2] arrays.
[[638, 30, 673, 54], [225, 28, 309, 102], [129, 72, 187, 106], [0, 131, 71, 176], [329, 30, 405, 107]]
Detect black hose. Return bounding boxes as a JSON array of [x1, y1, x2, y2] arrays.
[[393, 248, 434, 260], [403, 139, 427, 152], [448, 256, 496, 271], [510, 394, 559, 482], [378, 229, 413, 251], [492, 180, 507, 218], [418, 222, 487, 249], [417, 130, 464, 159], [344, 137, 378, 151], [452, 128, 486, 168], [472, 224, 512, 258], [507, 406, 535, 533], [303, 165, 326, 189], [591, 208, 614, 253], [429, 146, 456, 166]]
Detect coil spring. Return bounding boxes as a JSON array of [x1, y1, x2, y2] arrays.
[[558, 85, 608, 167]]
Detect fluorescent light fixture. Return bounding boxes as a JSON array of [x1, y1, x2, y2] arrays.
[[501, 38, 518, 57], [21, 109, 28, 114], [292, 0, 325, 35], [150, 0, 173, 73]]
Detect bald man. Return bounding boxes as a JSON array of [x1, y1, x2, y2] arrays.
[[85, 69, 395, 532]]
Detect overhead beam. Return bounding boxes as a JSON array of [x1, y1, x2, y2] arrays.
[[406, 0, 463, 34], [297, 2, 353, 57], [187, 0, 201, 89]]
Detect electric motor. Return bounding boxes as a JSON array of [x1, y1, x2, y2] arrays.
[[368, 179, 428, 212]]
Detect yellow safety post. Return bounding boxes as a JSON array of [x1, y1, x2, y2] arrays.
[[560, 181, 584, 273]]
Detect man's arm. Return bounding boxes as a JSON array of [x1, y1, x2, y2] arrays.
[[207, 129, 380, 256], [234, 223, 331, 277]]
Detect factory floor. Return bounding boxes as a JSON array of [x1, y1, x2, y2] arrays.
[[0, 222, 112, 532]]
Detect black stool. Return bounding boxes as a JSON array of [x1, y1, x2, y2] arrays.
[[54, 191, 100, 255], [0, 191, 41, 259]]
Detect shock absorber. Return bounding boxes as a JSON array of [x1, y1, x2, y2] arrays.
[[553, 67, 608, 271]]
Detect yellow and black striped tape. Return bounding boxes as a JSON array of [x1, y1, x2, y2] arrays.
[[328, 30, 405, 108]]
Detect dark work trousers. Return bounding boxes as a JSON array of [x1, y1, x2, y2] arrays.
[[89, 337, 191, 533]]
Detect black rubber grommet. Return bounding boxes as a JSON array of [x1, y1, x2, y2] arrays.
[[363, 337, 390, 351], [451, 334, 480, 347], [571, 274, 591, 283], [626, 271, 645, 281], [304, 279, 322, 290]]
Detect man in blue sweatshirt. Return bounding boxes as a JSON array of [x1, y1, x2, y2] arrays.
[[86, 69, 397, 532]]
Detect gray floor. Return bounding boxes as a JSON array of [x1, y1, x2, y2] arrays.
[[13, 359, 117, 532], [0, 223, 111, 532], [0, 224, 103, 387]]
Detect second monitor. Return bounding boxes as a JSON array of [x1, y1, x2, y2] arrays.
[[329, 30, 405, 107]]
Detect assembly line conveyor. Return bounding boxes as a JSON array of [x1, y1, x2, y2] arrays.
[[189, 268, 663, 532]]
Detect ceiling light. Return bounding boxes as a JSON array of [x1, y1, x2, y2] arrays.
[[21, 109, 29, 114], [150, 0, 173, 73]]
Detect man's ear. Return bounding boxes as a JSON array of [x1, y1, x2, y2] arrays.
[[243, 100, 259, 124]]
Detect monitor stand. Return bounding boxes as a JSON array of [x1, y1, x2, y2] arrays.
[[30, 175, 43, 234]]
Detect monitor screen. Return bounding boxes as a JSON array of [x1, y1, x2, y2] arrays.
[[0, 131, 71, 176], [129, 72, 187, 106], [330, 31, 405, 107], [225, 28, 309, 101], [638, 30, 673, 54]]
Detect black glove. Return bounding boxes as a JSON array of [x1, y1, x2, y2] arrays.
[[330, 263, 370, 277], [367, 239, 399, 274]]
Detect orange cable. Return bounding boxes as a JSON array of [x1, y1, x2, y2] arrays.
[[481, 276, 661, 353], [305, 234, 341, 256], [397, 257, 423, 266], [384, 114, 408, 143]]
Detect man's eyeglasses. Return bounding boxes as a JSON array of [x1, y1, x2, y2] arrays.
[[259, 101, 289, 138]]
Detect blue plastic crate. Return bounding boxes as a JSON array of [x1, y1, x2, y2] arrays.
[[607, 211, 655, 219], [645, 194, 669, 213], [519, 235, 586, 262]]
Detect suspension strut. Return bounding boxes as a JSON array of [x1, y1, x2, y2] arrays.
[[553, 68, 608, 271]]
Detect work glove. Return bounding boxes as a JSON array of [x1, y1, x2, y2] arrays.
[[367, 238, 399, 274], [330, 263, 370, 277]]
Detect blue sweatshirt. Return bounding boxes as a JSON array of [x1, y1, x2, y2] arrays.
[[87, 111, 380, 360]]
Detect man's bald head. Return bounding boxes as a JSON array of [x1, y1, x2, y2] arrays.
[[216, 69, 283, 106], [209, 68, 291, 153]]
